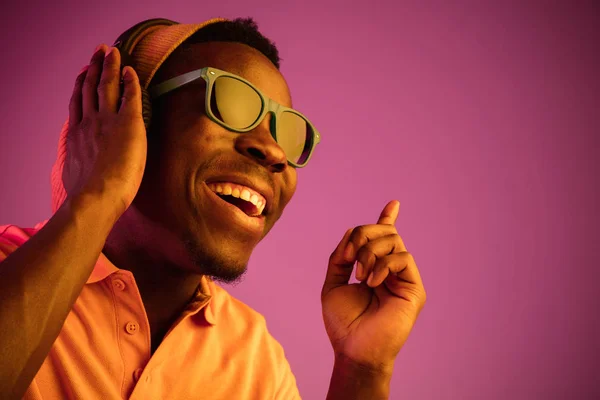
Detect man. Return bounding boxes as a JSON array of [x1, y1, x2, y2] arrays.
[[0, 17, 426, 399]]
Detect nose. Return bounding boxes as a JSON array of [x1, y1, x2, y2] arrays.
[[235, 113, 287, 173]]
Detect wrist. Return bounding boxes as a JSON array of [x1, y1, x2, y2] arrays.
[[63, 189, 124, 232], [334, 353, 395, 378], [327, 354, 393, 400]]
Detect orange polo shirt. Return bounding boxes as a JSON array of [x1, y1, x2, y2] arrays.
[[0, 223, 301, 399]]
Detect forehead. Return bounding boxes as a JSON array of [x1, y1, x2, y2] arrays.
[[158, 41, 292, 107]]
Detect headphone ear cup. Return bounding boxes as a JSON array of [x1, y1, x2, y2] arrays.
[[140, 86, 152, 133], [113, 19, 179, 135]]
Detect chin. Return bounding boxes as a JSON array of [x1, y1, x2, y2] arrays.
[[182, 235, 250, 285], [208, 265, 249, 286]]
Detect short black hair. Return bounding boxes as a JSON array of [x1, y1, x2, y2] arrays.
[[180, 17, 281, 69]]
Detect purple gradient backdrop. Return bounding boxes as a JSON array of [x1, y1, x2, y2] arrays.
[[1, 1, 598, 399]]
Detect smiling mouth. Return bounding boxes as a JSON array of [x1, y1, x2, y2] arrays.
[[206, 182, 266, 217]]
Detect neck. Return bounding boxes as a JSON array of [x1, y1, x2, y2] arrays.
[[103, 208, 204, 352]]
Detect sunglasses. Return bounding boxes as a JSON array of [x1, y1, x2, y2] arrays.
[[149, 67, 321, 168]]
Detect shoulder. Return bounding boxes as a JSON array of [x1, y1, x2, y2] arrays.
[[210, 283, 269, 328], [208, 283, 298, 388], [204, 283, 301, 398], [208, 283, 284, 351]]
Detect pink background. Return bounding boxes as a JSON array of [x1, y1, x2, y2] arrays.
[[1, 1, 598, 399]]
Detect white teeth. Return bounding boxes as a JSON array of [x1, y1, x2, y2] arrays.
[[240, 189, 251, 201], [208, 183, 267, 216], [255, 201, 264, 216], [249, 202, 265, 217]]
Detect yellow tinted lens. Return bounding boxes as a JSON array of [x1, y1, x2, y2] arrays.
[[212, 76, 262, 128], [278, 111, 311, 164]]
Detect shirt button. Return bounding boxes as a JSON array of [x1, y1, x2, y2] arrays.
[[125, 321, 138, 335], [113, 279, 126, 291], [133, 368, 144, 382]]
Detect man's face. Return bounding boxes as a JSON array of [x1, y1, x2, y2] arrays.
[[133, 41, 297, 282]]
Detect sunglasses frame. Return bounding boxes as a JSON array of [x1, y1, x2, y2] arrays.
[[149, 67, 321, 168]]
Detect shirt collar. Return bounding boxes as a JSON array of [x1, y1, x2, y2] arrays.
[[34, 219, 218, 325], [88, 251, 218, 325], [86, 252, 120, 283], [34, 220, 219, 325]]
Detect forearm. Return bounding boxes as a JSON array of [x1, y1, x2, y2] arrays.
[[0, 192, 120, 398], [326, 355, 393, 400]]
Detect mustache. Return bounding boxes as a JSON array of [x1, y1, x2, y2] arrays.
[[200, 154, 276, 189]]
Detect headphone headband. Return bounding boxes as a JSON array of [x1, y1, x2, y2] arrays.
[[113, 18, 179, 68]]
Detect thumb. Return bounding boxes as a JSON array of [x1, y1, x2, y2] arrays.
[[377, 200, 400, 225]]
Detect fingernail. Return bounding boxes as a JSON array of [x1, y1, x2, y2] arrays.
[[105, 47, 114, 57], [357, 262, 363, 280], [344, 242, 354, 261], [367, 272, 374, 286]]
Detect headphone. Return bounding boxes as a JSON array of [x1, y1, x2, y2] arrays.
[[112, 18, 179, 132]]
